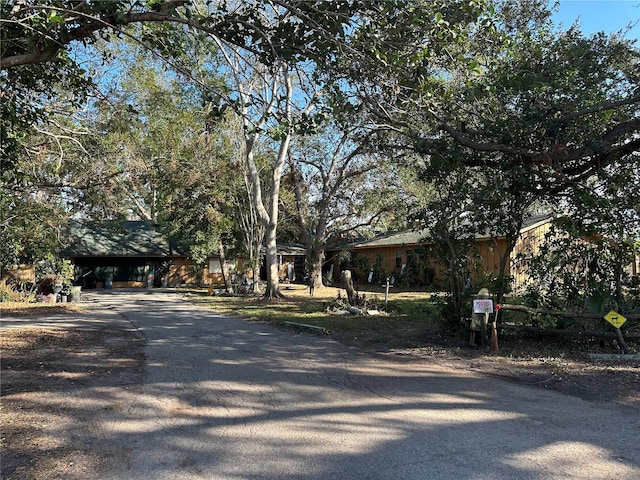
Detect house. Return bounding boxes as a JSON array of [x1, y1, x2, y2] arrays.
[[62, 220, 227, 288], [3, 220, 313, 291], [274, 243, 307, 282], [62, 221, 308, 289], [324, 215, 555, 290]]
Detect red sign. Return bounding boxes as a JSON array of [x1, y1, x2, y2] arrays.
[[495, 304, 501, 310]]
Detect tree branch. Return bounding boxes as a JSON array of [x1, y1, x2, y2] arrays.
[[1, 2, 257, 70], [438, 124, 539, 159], [555, 92, 640, 123]]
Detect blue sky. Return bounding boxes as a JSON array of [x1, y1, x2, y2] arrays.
[[552, 0, 640, 39]]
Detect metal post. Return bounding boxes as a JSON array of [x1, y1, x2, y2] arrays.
[[384, 277, 390, 308], [489, 308, 500, 352]]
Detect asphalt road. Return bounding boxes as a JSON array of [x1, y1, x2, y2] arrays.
[[64, 290, 640, 479]]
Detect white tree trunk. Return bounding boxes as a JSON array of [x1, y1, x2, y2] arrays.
[[264, 223, 280, 297], [262, 129, 291, 297]]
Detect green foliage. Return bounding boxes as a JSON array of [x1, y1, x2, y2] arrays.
[[427, 289, 474, 333], [518, 156, 640, 316], [377, 0, 639, 322], [476, 273, 513, 298], [350, 253, 370, 281], [35, 255, 76, 296], [35, 255, 74, 286], [423, 3, 637, 192], [0, 187, 69, 268], [0, 284, 13, 302], [4, 0, 639, 318], [406, 161, 484, 324], [355, 1, 638, 237], [372, 253, 387, 284], [520, 221, 636, 314], [1, 0, 372, 194]]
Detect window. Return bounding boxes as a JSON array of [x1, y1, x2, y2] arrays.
[[209, 259, 235, 274], [395, 250, 404, 270]]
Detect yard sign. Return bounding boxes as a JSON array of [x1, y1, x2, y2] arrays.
[[604, 310, 627, 329], [473, 299, 494, 314]]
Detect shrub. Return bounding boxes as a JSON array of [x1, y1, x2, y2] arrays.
[[0, 284, 13, 302], [39, 275, 57, 295]]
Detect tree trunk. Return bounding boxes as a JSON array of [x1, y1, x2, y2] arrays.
[[443, 233, 465, 324], [218, 238, 234, 294], [288, 152, 327, 293], [238, 62, 292, 299], [496, 238, 517, 304], [309, 252, 325, 291], [448, 258, 463, 322], [250, 257, 261, 293], [304, 240, 325, 292], [260, 128, 290, 298], [264, 221, 282, 298], [342, 269, 357, 306]]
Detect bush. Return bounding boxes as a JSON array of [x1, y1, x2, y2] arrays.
[[39, 274, 57, 295], [0, 284, 35, 302], [0, 284, 13, 302]]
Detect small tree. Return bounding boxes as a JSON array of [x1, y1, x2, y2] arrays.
[[35, 255, 74, 293], [523, 160, 640, 314], [413, 169, 481, 327]]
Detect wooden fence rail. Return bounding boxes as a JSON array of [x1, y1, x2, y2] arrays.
[[499, 303, 640, 320], [497, 303, 640, 340]]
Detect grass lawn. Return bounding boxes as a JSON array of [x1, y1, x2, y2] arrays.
[[184, 284, 451, 348]]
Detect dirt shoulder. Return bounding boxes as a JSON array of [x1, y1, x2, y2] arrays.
[[406, 347, 640, 408], [332, 328, 640, 409], [1, 307, 145, 480]]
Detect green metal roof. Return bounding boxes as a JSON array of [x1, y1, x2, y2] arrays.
[[61, 220, 187, 257], [348, 230, 430, 249], [337, 214, 555, 250]]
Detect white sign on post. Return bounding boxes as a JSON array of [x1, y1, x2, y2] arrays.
[[473, 299, 494, 314]]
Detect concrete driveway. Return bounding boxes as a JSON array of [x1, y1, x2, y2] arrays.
[[41, 290, 640, 479]]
